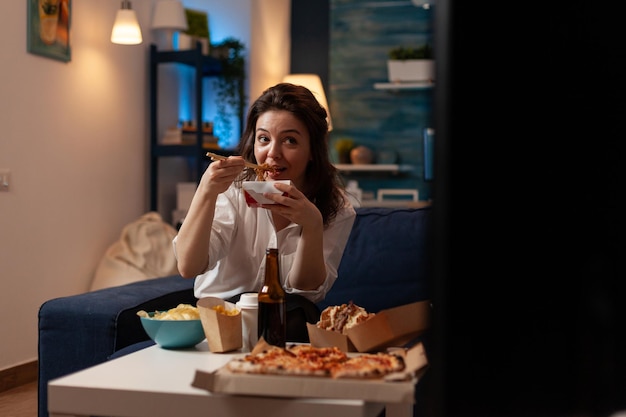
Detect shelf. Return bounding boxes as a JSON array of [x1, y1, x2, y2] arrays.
[[153, 48, 222, 77], [152, 145, 199, 157], [334, 164, 413, 174], [149, 42, 244, 212], [151, 144, 234, 158], [373, 81, 434, 90]]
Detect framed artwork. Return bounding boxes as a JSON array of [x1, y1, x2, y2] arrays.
[[27, 0, 71, 62]]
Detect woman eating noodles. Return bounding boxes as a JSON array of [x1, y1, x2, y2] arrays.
[[173, 83, 356, 341]]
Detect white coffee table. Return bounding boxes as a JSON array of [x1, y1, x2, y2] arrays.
[[48, 341, 414, 417]]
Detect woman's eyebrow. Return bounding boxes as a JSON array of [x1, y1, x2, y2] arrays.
[[255, 127, 302, 135]]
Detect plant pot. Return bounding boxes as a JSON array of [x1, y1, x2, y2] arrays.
[[387, 59, 434, 83], [338, 152, 351, 164], [177, 33, 193, 50], [177, 34, 210, 54]]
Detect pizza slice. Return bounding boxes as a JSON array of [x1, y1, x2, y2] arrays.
[[331, 352, 406, 379]]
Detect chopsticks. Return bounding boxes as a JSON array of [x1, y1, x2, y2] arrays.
[[205, 152, 270, 171]]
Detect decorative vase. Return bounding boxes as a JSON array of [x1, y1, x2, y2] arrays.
[[350, 146, 375, 165]]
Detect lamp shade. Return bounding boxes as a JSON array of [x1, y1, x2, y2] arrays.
[[282, 74, 333, 132], [151, 0, 188, 30], [111, 1, 142, 45]]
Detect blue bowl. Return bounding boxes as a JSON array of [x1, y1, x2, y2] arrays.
[[140, 313, 206, 349]]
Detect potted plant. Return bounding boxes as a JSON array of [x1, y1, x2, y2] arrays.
[[178, 9, 210, 54], [333, 138, 355, 164], [387, 44, 434, 83], [211, 38, 246, 145]]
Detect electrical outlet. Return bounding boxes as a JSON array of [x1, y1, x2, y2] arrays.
[[0, 169, 10, 191]]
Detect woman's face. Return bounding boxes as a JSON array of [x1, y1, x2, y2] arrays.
[[254, 110, 311, 189]]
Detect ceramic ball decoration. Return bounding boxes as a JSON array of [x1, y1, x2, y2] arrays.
[[350, 146, 375, 165]]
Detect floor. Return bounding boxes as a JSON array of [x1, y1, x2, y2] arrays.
[[0, 381, 37, 417]]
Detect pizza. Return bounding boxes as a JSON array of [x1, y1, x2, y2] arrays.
[[332, 352, 406, 379], [226, 344, 405, 379], [316, 301, 375, 334]]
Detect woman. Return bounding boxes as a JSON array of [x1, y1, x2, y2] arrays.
[[173, 83, 356, 341]]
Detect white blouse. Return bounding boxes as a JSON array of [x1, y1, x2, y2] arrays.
[[173, 184, 356, 303]]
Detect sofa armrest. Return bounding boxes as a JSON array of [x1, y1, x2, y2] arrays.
[[38, 274, 195, 417]]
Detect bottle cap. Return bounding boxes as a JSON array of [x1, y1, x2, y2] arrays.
[[237, 293, 258, 308]]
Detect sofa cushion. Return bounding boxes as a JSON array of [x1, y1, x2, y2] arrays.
[[318, 206, 432, 313]]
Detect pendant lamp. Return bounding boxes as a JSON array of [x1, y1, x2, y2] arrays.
[[111, 0, 143, 45]]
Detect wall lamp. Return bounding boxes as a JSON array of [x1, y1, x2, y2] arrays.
[[111, 0, 143, 45]]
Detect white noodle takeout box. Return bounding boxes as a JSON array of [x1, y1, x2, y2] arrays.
[[242, 180, 292, 208]]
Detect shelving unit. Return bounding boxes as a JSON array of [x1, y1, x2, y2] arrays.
[[334, 164, 413, 174], [333, 81, 434, 205], [149, 43, 244, 212], [373, 81, 434, 90]]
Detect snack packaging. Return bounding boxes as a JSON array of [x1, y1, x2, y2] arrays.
[[197, 297, 242, 353]]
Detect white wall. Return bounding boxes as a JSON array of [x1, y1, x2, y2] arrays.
[[0, 0, 290, 374]]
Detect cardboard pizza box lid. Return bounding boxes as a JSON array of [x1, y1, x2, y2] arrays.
[[191, 342, 428, 404], [308, 300, 431, 352]]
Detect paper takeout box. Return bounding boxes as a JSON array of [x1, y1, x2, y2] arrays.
[[197, 297, 242, 353], [192, 341, 428, 403], [242, 180, 291, 207], [307, 300, 431, 352]]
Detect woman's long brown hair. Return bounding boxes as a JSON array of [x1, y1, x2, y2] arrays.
[[236, 83, 345, 227]]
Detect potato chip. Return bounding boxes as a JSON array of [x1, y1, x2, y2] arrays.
[[212, 305, 240, 316], [137, 303, 200, 320]]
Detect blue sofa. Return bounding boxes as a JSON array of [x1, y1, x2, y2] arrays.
[[38, 206, 433, 417]]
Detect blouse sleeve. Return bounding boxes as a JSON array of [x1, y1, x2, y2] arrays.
[[286, 201, 356, 303], [171, 185, 241, 273]]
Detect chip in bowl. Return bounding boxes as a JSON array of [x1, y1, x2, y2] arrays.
[[137, 304, 205, 349]]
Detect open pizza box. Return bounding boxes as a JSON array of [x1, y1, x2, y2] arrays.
[[307, 300, 431, 352], [191, 341, 429, 404]]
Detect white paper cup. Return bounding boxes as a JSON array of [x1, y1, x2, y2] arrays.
[[236, 293, 259, 352]]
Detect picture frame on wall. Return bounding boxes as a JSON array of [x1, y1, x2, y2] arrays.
[[27, 0, 71, 62]]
